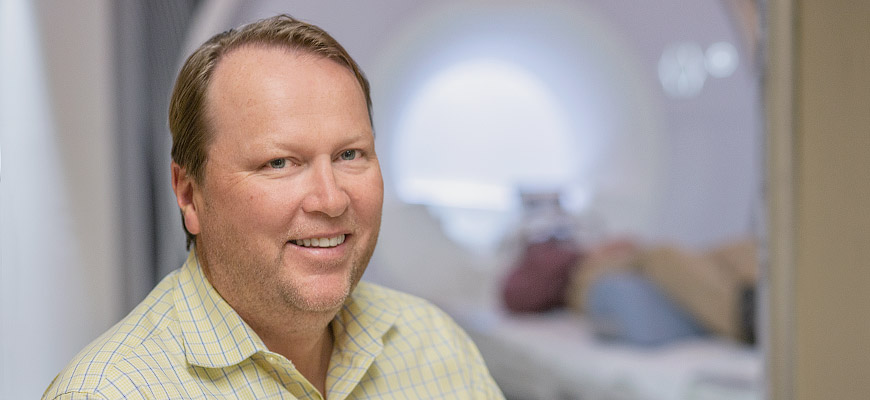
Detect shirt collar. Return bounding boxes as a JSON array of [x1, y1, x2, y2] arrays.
[[332, 281, 400, 355], [175, 249, 264, 368], [327, 282, 400, 397]]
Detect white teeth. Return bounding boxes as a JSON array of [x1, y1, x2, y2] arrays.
[[293, 234, 346, 248]]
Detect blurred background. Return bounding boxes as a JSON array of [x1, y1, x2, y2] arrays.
[[2, 1, 869, 399]]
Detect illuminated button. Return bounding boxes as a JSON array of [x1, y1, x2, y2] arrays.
[[658, 41, 707, 98]]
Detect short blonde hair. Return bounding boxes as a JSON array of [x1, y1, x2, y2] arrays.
[[168, 14, 373, 247]]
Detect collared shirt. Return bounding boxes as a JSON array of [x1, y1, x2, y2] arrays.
[[43, 251, 504, 399]]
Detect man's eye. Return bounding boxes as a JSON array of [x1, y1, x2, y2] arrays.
[[340, 150, 358, 161], [268, 158, 286, 169]]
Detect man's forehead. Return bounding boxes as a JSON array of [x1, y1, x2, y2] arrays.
[[212, 45, 301, 88], [203, 44, 370, 142], [207, 45, 356, 105]]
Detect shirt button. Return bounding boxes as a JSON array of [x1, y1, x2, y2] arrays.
[[267, 356, 277, 364]]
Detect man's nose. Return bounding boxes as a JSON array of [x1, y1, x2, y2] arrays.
[[301, 159, 350, 218]]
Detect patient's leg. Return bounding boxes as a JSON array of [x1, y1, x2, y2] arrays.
[[638, 246, 743, 341]]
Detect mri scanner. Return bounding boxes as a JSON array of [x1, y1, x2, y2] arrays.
[[184, 1, 764, 398]]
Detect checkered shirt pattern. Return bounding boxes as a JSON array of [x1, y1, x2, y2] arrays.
[[43, 251, 504, 399]]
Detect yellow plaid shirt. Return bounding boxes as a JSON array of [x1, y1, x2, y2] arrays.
[[44, 251, 503, 399]]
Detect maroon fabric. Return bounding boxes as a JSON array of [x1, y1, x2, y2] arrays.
[[502, 240, 583, 313]]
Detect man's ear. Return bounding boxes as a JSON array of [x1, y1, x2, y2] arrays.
[[171, 162, 202, 235]]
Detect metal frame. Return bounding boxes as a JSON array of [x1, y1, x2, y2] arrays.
[[763, 0, 795, 398]]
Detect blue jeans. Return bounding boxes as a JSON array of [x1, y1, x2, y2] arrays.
[[586, 272, 707, 346]]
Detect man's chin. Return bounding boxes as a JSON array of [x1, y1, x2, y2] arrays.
[[280, 278, 355, 313]]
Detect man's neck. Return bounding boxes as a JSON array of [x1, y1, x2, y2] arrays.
[[246, 308, 336, 397], [268, 318, 334, 396]]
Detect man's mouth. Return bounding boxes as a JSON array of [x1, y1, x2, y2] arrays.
[[290, 234, 347, 248]]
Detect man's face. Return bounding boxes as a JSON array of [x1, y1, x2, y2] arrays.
[[182, 46, 383, 316]]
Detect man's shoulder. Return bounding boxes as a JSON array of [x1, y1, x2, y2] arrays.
[[43, 271, 183, 399], [347, 282, 505, 398]]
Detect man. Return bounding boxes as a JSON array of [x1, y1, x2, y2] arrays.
[[44, 14, 503, 399]]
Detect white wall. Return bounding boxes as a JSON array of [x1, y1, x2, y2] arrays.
[[0, 0, 121, 397]]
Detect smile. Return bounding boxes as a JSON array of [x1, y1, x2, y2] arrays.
[[291, 234, 346, 248]]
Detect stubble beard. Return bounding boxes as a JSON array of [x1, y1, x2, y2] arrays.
[[276, 236, 375, 313], [196, 207, 380, 319]]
